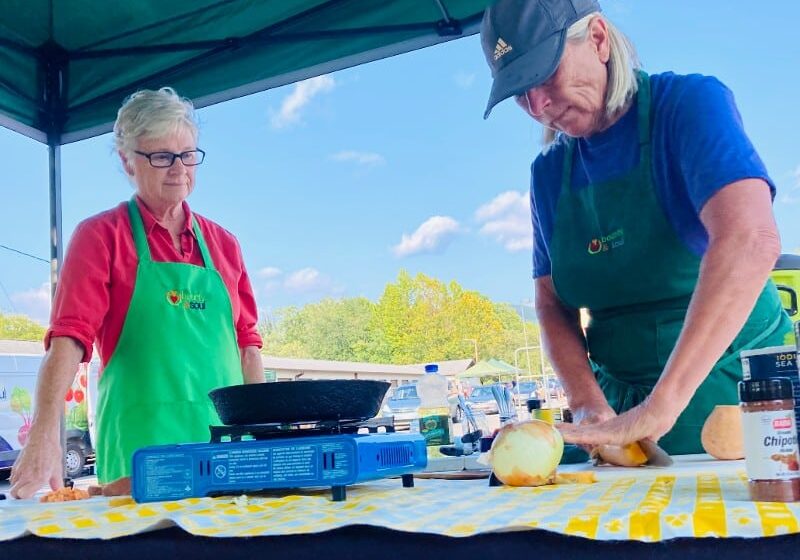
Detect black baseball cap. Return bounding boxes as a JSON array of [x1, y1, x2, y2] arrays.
[[481, 0, 601, 119]]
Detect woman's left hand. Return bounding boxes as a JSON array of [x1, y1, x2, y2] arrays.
[[557, 394, 680, 447], [87, 476, 131, 497]]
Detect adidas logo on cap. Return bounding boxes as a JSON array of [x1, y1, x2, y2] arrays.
[[493, 37, 512, 61]]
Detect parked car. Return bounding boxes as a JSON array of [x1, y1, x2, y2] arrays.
[[64, 428, 95, 479], [466, 385, 499, 415], [381, 383, 463, 430], [512, 381, 540, 405], [0, 354, 96, 481]]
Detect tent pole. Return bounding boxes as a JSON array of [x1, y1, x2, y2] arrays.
[[41, 37, 68, 482], [48, 140, 66, 481], [48, 143, 62, 298]]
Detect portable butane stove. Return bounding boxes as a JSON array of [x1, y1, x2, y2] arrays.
[[131, 417, 427, 503]]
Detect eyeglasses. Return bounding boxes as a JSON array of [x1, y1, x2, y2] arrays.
[[134, 149, 206, 168]]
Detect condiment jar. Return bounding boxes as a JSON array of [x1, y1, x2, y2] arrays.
[[526, 398, 559, 424], [739, 377, 800, 502]]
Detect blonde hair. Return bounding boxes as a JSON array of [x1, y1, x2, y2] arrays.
[[543, 13, 640, 145], [113, 87, 198, 157]]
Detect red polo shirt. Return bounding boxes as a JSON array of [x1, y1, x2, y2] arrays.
[[46, 197, 263, 365]]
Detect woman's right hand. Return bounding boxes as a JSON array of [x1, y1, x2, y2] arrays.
[[570, 399, 617, 426], [9, 432, 64, 500], [564, 400, 617, 454]]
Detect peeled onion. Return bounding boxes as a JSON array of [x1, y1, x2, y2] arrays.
[[489, 420, 564, 486], [594, 443, 648, 467]]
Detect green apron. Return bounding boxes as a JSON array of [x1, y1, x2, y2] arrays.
[[550, 72, 791, 455], [95, 198, 243, 482]]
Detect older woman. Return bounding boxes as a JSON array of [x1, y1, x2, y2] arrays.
[[10, 88, 264, 499], [481, 0, 791, 454]]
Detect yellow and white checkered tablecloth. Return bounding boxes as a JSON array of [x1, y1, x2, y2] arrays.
[[2, 456, 800, 542]]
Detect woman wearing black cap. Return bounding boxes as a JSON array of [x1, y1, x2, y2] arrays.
[[480, 0, 791, 454]]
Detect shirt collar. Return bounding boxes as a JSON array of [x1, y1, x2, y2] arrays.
[[134, 196, 195, 237]]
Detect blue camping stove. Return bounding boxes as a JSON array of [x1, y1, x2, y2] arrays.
[[131, 418, 427, 503]]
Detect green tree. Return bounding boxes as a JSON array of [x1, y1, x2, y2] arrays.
[[372, 271, 520, 364], [259, 271, 552, 374], [0, 313, 46, 341], [262, 298, 388, 362]]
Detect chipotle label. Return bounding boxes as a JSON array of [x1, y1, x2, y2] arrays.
[[742, 410, 800, 480]]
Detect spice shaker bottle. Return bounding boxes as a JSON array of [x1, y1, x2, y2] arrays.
[[739, 377, 800, 502]]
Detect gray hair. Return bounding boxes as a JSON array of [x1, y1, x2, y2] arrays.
[[543, 13, 640, 145], [113, 87, 198, 158]]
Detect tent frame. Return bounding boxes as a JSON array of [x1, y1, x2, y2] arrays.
[[1, 0, 486, 483], [7, 1, 481, 297]]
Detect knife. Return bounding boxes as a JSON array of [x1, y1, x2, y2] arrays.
[[638, 439, 673, 467]]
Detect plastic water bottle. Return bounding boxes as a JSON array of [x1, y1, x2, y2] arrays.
[[416, 363, 452, 446]]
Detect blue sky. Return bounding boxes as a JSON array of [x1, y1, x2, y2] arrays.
[[0, 0, 798, 325]]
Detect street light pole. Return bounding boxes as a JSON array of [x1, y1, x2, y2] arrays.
[[519, 302, 532, 377], [463, 338, 478, 362]]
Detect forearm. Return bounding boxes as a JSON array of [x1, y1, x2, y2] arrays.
[[29, 337, 84, 439], [535, 281, 605, 408], [241, 346, 265, 384], [653, 229, 780, 409]]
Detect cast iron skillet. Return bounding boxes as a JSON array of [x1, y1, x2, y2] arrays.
[[209, 380, 391, 425]]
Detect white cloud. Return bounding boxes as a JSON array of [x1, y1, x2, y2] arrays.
[[780, 166, 800, 204], [257, 266, 283, 279], [256, 266, 341, 300], [603, 0, 632, 16], [475, 191, 532, 252], [10, 283, 50, 324], [454, 71, 476, 89], [393, 216, 462, 258], [330, 151, 386, 166], [270, 75, 335, 129], [284, 267, 330, 293]]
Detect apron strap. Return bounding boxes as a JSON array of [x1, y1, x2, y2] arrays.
[[192, 217, 217, 273], [636, 70, 651, 147], [561, 138, 575, 194], [127, 197, 217, 271], [127, 198, 152, 262]]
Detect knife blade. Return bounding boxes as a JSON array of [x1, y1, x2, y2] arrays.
[[638, 439, 673, 467]]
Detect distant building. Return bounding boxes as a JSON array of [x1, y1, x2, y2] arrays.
[[261, 356, 474, 387], [0, 339, 474, 389]]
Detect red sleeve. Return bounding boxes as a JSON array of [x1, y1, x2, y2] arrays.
[[233, 238, 263, 349], [45, 219, 112, 362]]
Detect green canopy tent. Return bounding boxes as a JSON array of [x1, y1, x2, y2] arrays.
[[0, 0, 490, 293], [0, 0, 492, 479]]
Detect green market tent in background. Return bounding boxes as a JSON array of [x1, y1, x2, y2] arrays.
[[0, 0, 491, 289], [457, 359, 517, 379], [487, 358, 521, 374]]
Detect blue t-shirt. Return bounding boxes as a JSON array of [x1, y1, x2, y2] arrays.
[[531, 72, 776, 278]]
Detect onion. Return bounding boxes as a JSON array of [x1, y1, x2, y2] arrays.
[[594, 443, 648, 467], [489, 420, 564, 486]]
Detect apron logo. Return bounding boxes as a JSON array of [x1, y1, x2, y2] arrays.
[[166, 290, 206, 311], [587, 229, 625, 255], [166, 290, 182, 305]]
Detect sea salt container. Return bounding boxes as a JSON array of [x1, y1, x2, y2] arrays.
[[740, 345, 800, 443]]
